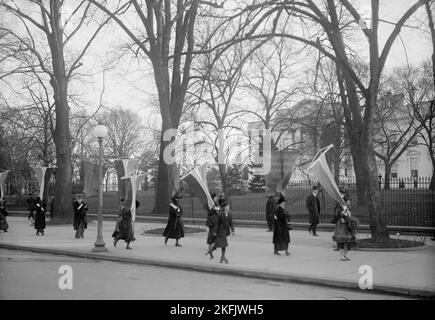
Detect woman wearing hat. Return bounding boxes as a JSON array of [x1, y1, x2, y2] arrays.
[[0, 199, 9, 232], [34, 196, 46, 236], [207, 200, 234, 263], [205, 193, 219, 258], [272, 195, 291, 256], [163, 193, 184, 247], [114, 201, 139, 249], [332, 194, 357, 261], [73, 194, 88, 239]]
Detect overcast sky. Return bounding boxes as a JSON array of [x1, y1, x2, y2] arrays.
[[77, 1, 432, 125], [2, 1, 433, 131]]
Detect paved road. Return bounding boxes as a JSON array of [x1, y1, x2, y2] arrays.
[[0, 249, 410, 300]]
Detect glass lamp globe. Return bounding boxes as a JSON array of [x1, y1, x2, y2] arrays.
[[93, 125, 108, 139]]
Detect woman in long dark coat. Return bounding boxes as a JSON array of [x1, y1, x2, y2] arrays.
[[114, 201, 138, 249], [273, 195, 290, 255], [205, 193, 219, 259], [34, 196, 46, 236], [332, 196, 357, 261], [208, 200, 235, 263], [0, 200, 9, 232], [73, 195, 88, 239], [163, 194, 184, 247]]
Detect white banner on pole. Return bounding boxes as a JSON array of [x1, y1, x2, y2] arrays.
[[0, 170, 10, 200], [308, 145, 345, 206]]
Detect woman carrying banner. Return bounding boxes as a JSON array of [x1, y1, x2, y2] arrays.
[[114, 201, 138, 249], [205, 193, 219, 259], [331, 189, 348, 251], [163, 193, 184, 247], [0, 199, 9, 232], [208, 200, 235, 264], [272, 195, 291, 256], [27, 193, 36, 226], [332, 195, 358, 261], [73, 194, 88, 239], [34, 196, 46, 236]]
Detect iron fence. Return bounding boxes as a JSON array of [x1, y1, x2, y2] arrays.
[[3, 177, 434, 227]]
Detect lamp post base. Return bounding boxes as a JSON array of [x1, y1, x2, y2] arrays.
[[92, 238, 108, 252], [92, 245, 108, 253]]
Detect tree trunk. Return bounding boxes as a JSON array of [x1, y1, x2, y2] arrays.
[[153, 109, 180, 214], [349, 128, 389, 240], [349, 140, 368, 205], [333, 140, 341, 184], [384, 162, 391, 190], [51, 77, 73, 223], [218, 163, 230, 204], [430, 156, 435, 191], [48, 4, 73, 223], [154, 125, 172, 214]]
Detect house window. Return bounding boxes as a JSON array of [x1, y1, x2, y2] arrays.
[[391, 163, 398, 179], [282, 137, 290, 149], [410, 157, 418, 177]]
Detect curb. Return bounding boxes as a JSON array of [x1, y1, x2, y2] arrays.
[[0, 243, 433, 299]]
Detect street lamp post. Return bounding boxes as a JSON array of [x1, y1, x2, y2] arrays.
[[92, 124, 108, 253]]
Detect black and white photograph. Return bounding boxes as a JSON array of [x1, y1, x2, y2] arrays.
[[0, 0, 434, 308]]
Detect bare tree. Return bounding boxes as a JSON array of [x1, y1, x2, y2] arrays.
[[373, 79, 421, 190], [216, 0, 428, 241], [87, 0, 228, 213], [240, 37, 299, 149], [393, 62, 435, 189], [425, 0, 435, 89], [98, 107, 146, 159], [0, 1, 113, 222], [188, 38, 249, 201], [305, 60, 346, 183]]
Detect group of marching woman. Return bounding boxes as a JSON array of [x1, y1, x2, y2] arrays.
[[11, 186, 359, 263]]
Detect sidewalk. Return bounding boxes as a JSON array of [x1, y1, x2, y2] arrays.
[[1, 216, 434, 298]]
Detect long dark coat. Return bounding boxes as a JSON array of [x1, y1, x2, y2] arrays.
[[266, 196, 276, 218], [34, 199, 46, 230], [115, 208, 135, 242], [272, 206, 290, 251], [213, 211, 234, 248], [27, 196, 36, 211], [73, 201, 88, 230], [306, 193, 320, 225], [206, 207, 218, 245], [332, 205, 356, 244], [163, 204, 184, 239], [0, 202, 8, 231]]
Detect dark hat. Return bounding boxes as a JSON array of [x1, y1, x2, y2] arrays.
[[210, 193, 217, 199], [312, 186, 318, 190], [219, 200, 228, 208], [172, 192, 182, 199], [218, 197, 226, 206], [277, 195, 287, 205], [135, 200, 140, 208]]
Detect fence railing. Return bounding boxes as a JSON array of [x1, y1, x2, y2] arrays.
[[3, 178, 434, 227]]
